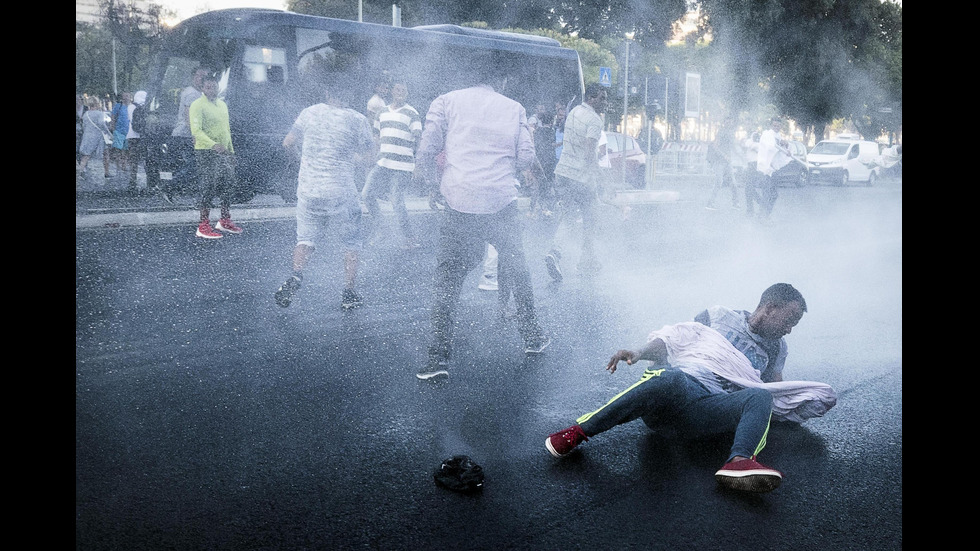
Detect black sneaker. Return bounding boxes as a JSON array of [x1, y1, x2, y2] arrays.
[[341, 288, 363, 310], [545, 251, 563, 282], [417, 358, 449, 381], [274, 276, 302, 308]]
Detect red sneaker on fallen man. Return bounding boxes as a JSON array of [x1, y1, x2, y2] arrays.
[[545, 424, 588, 457], [714, 456, 783, 493]]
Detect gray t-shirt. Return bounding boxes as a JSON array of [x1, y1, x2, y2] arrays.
[[291, 103, 374, 203], [172, 85, 202, 138], [694, 305, 788, 383], [553, 102, 602, 184]]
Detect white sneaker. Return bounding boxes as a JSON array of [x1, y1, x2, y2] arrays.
[[478, 275, 498, 291]]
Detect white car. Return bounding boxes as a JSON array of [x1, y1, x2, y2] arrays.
[[807, 139, 882, 186]]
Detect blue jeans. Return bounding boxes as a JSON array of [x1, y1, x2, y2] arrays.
[[576, 366, 773, 462], [361, 165, 414, 240]]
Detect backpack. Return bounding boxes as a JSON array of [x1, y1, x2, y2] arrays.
[[131, 104, 147, 134]]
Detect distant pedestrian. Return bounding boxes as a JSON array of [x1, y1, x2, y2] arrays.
[[527, 102, 547, 136], [749, 118, 786, 219], [705, 125, 740, 210], [275, 87, 376, 310], [414, 58, 551, 381], [366, 75, 390, 132], [77, 96, 112, 183], [109, 92, 132, 176], [189, 74, 243, 239], [76, 94, 85, 164], [126, 90, 150, 195], [167, 66, 208, 203], [529, 109, 557, 216]]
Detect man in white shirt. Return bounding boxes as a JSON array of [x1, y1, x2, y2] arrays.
[[749, 118, 786, 218], [275, 88, 376, 310], [415, 60, 551, 381], [544, 83, 608, 281]]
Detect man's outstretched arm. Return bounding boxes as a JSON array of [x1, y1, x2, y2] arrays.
[[606, 338, 668, 374]]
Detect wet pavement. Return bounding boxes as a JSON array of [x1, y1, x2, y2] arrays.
[[76, 165, 903, 550]]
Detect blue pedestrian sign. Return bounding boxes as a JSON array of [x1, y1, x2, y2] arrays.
[[599, 67, 612, 87]]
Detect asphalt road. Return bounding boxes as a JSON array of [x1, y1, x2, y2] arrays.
[[76, 179, 902, 550]]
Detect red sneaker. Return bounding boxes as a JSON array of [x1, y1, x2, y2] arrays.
[[196, 221, 222, 239], [545, 425, 589, 457], [216, 218, 243, 234], [714, 456, 783, 493]]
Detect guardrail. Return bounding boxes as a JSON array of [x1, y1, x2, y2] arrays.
[[655, 142, 709, 175]]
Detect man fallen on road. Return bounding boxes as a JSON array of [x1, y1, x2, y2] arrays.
[[544, 283, 837, 493]]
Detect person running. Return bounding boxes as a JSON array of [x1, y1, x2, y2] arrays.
[[360, 81, 423, 249], [544, 83, 608, 281], [545, 283, 836, 493], [275, 87, 376, 310], [414, 58, 550, 381]]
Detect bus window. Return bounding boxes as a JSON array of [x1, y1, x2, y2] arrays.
[[243, 45, 287, 84]]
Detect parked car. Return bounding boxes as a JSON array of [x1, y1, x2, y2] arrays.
[[807, 139, 882, 186], [773, 140, 809, 187], [602, 131, 647, 189]]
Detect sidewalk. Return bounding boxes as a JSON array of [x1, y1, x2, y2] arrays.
[[77, 165, 684, 230], [75, 167, 436, 230]]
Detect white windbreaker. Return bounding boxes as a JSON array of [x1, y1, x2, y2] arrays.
[[648, 322, 837, 422]]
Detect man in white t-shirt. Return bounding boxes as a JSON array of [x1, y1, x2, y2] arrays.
[[545, 283, 836, 494], [275, 88, 377, 310], [749, 118, 787, 218]]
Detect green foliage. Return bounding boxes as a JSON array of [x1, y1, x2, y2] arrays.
[[248, 1, 905, 138], [695, 0, 902, 138], [497, 27, 617, 86], [75, 1, 170, 98]]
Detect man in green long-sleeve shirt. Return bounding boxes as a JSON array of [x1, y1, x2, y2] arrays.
[[189, 73, 242, 239]]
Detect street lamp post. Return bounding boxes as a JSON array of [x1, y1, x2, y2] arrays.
[[622, 33, 634, 187]]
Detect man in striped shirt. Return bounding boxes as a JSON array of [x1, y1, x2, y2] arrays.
[[361, 81, 423, 249]]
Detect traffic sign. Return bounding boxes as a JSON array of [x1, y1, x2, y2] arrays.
[[599, 67, 612, 87]]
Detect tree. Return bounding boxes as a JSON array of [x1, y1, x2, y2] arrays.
[[76, 21, 117, 98], [552, 0, 687, 49], [288, 0, 687, 42], [99, 0, 169, 95], [693, 0, 902, 140]]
